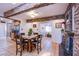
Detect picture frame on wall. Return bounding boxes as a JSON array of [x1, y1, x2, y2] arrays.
[[33, 24, 37, 28], [55, 23, 62, 28]]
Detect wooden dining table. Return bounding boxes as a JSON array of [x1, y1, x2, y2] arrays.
[[22, 35, 38, 52]]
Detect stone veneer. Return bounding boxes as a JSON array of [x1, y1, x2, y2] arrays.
[[73, 4, 79, 56]]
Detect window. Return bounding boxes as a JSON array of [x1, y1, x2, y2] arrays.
[[45, 26, 52, 32]]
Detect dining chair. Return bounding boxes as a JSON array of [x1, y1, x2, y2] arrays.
[[32, 35, 42, 54], [23, 39, 28, 51], [20, 33, 28, 51], [37, 35, 42, 54], [33, 33, 38, 35], [15, 34, 23, 56], [31, 37, 37, 51]]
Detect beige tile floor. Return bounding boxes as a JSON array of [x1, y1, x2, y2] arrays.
[[0, 37, 54, 56]]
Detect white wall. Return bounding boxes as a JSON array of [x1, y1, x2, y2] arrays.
[[0, 17, 13, 39], [38, 21, 52, 36], [0, 23, 6, 38], [52, 20, 64, 44], [20, 19, 40, 35]]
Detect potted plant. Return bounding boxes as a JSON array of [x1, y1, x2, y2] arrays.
[[68, 31, 74, 37], [28, 28, 33, 36], [47, 32, 51, 37]]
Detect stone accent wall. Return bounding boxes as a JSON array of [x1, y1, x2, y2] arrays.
[[73, 4, 79, 56]]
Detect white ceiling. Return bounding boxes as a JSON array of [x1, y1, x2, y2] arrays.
[[0, 3, 69, 21], [0, 3, 22, 16], [6, 3, 40, 15], [9, 3, 68, 21]]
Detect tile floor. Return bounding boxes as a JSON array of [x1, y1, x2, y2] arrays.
[[0, 37, 54, 56]]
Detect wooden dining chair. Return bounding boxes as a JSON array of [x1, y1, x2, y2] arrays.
[[33, 33, 38, 35], [31, 37, 37, 51], [37, 35, 42, 54], [20, 33, 28, 51], [15, 34, 23, 56], [23, 39, 28, 51], [32, 35, 42, 54]]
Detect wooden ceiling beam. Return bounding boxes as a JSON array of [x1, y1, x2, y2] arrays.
[[4, 3, 26, 18], [26, 14, 65, 23], [0, 16, 20, 22], [4, 3, 55, 18]]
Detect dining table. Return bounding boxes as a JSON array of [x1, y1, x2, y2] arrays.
[[22, 35, 38, 52]]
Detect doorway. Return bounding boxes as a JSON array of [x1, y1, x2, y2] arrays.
[[0, 23, 7, 39]]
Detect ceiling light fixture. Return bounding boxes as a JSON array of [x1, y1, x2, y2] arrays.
[[27, 10, 38, 18]]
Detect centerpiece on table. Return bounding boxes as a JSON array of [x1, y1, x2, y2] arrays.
[[47, 32, 51, 37], [28, 28, 33, 36]]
